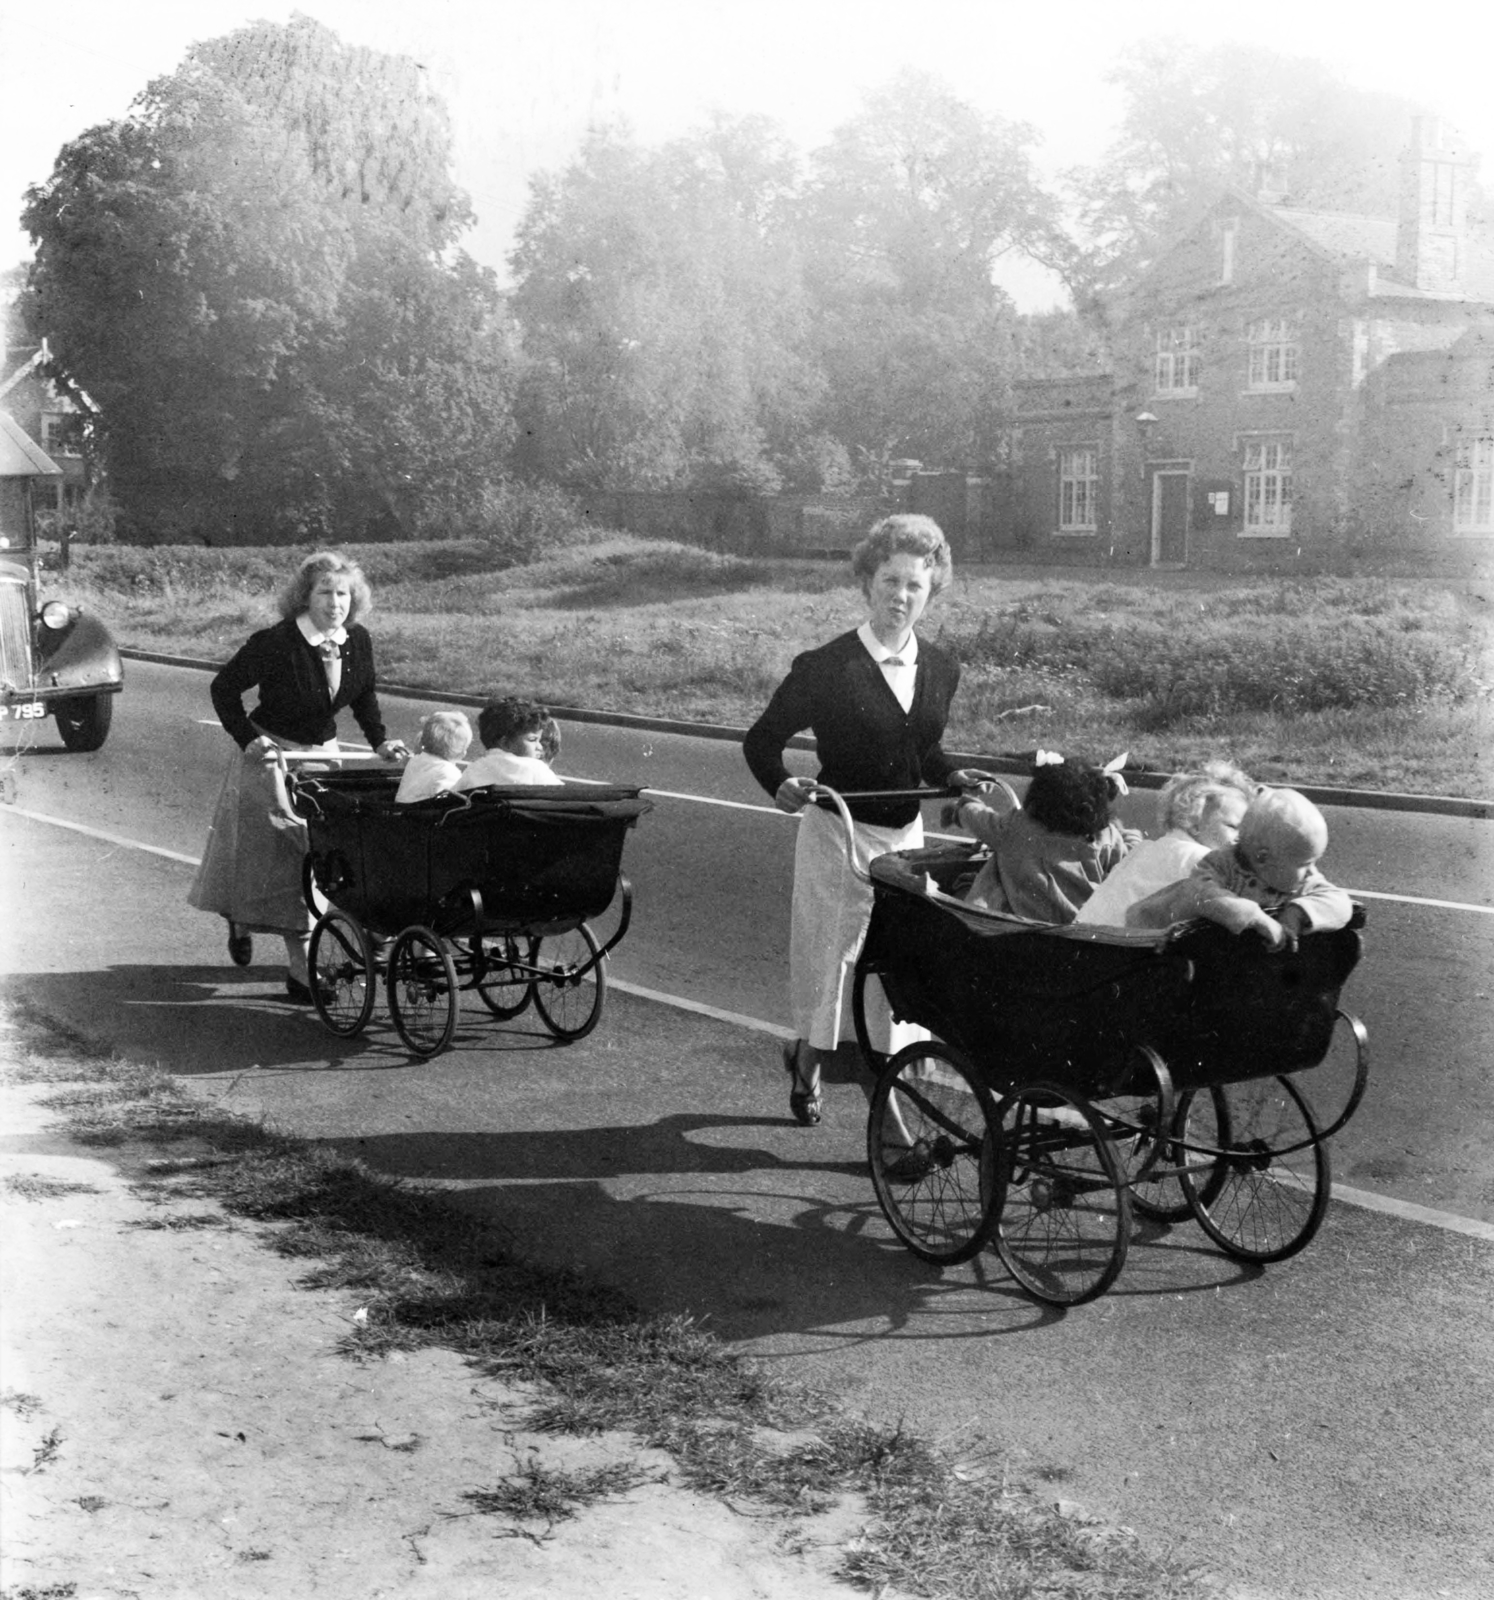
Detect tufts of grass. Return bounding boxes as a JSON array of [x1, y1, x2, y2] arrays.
[[2, 1000, 1219, 1600], [68, 538, 1493, 796], [460, 1460, 649, 1528], [3, 1174, 99, 1201]]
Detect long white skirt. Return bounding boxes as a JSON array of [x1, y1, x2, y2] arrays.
[[187, 733, 334, 936], [789, 802, 927, 1056]]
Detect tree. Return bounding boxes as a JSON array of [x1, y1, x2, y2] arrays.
[[1064, 39, 1430, 303], [21, 15, 513, 542], [795, 70, 1056, 473], [509, 118, 821, 492]]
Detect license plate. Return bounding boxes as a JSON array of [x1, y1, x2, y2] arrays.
[[1, 701, 45, 720]]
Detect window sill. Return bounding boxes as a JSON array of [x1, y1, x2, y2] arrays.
[[1242, 385, 1297, 396], [1239, 528, 1292, 539], [1053, 528, 1099, 537], [1154, 389, 1199, 400]]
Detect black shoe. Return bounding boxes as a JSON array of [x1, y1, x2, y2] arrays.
[[227, 923, 253, 967], [781, 1042, 822, 1126]]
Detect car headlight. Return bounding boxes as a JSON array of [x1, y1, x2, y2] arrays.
[[40, 600, 71, 630]]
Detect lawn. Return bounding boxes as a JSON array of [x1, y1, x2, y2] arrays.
[[59, 535, 1494, 798]]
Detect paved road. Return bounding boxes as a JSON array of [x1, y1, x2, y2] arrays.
[[3, 662, 1494, 1598]]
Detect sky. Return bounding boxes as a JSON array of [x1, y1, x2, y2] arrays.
[[3, 0, 1493, 312]]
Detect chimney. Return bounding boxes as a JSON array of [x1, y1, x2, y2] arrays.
[[1396, 116, 1472, 292], [1253, 158, 1289, 206]]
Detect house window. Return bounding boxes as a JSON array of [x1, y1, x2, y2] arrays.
[[1058, 447, 1099, 532], [1220, 218, 1238, 285], [40, 412, 83, 456], [1154, 328, 1199, 394], [1454, 436, 1494, 534], [1242, 438, 1292, 535], [1247, 319, 1298, 389]]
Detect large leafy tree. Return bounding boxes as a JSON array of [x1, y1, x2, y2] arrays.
[[21, 15, 513, 542], [509, 116, 821, 492], [795, 70, 1056, 474], [1063, 39, 1428, 304]]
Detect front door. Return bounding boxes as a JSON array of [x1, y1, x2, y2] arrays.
[[1152, 471, 1189, 566]]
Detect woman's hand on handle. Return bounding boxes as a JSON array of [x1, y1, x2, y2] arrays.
[[377, 739, 411, 763], [774, 776, 817, 814]]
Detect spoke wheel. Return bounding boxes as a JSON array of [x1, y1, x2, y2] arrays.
[[308, 911, 376, 1037], [994, 1081, 1130, 1306], [867, 1042, 999, 1266], [1116, 1085, 1231, 1223], [531, 924, 605, 1042], [386, 926, 459, 1058], [1180, 1074, 1329, 1263], [474, 933, 537, 1019]]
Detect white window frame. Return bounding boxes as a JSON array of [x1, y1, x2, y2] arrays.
[[1242, 437, 1293, 537], [1453, 436, 1494, 535], [1247, 318, 1299, 391], [1154, 327, 1199, 396], [1057, 446, 1099, 534]]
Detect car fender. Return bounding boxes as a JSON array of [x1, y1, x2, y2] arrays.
[[35, 607, 124, 696]]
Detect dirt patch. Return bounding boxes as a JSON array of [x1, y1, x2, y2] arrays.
[[0, 1076, 860, 1600]]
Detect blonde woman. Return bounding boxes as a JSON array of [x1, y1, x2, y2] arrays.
[[189, 551, 408, 1001]]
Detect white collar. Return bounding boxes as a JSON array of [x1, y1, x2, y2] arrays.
[[296, 613, 348, 649], [857, 620, 918, 665]]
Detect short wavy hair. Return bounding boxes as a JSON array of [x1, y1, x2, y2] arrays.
[[1158, 760, 1256, 837], [277, 551, 373, 625], [1023, 757, 1117, 841], [850, 514, 952, 597], [477, 696, 550, 750]]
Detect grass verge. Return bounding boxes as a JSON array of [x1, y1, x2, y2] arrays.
[[57, 536, 1494, 798], [1, 997, 1213, 1600]]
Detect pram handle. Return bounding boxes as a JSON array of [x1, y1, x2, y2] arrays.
[[806, 783, 970, 886]]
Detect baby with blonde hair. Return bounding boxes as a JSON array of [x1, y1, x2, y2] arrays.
[[1129, 786, 1352, 950], [1075, 759, 1255, 927], [394, 710, 473, 803]]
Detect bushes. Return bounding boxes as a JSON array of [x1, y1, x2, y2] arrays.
[[941, 580, 1482, 729], [440, 480, 595, 567]]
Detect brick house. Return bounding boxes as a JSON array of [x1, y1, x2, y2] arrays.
[[0, 341, 93, 526], [1007, 117, 1494, 569]]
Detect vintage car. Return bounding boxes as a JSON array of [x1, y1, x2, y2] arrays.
[[0, 413, 123, 751]]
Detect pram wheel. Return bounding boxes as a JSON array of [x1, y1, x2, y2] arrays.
[[531, 923, 605, 1042], [475, 933, 537, 1020], [1122, 1084, 1231, 1223], [1179, 1073, 1329, 1263], [867, 1042, 1000, 1266], [308, 910, 376, 1037], [993, 1081, 1131, 1306], [386, 926, 459, 1057]]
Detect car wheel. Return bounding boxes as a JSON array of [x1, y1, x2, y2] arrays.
[[54, 693, 113, 752]]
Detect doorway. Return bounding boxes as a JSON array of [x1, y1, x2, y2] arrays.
[[1151, 470, 1190, 566]]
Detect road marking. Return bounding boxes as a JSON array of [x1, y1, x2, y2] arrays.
[[4, 800, 1491, 1243], [639, 791, 1494, 915], [1331, 1184, 1494, 1242], [3, 806, 203, 866], [178, 739, 1494, 914]]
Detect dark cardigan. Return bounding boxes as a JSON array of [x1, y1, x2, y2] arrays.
[[210, 616, 387, 751], [743, 629, 961, 827]]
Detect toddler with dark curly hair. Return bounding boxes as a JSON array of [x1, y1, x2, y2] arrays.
[[946, 753, 1140, 923]]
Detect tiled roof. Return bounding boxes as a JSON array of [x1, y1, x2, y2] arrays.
[[0, 410, 62, 477], [1266, 204, 1494, 303]]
